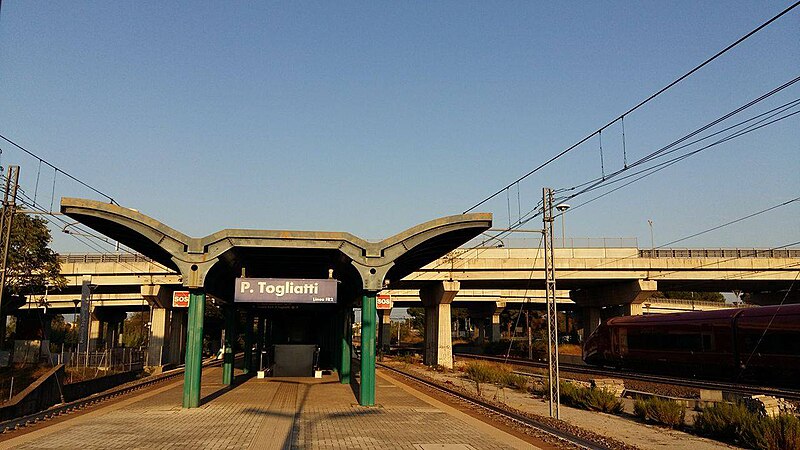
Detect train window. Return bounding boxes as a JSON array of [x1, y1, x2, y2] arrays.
[[702, 334, 713, 351], [745, 331, 800, 356], [627, 331, 703, 352]]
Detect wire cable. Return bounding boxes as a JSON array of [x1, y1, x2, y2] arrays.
[[463, 1, 800, 214]]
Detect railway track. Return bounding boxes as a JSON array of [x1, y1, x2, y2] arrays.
[[455, 353, 800, 401], [378, 361, 614, 450], [0, 358, 223, 434]]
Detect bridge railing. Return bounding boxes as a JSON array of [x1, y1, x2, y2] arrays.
[[57, 253, 156, 264], [464, 236, 639, 249], [640, 248, 800, 258], [52, 347, 147, 371]]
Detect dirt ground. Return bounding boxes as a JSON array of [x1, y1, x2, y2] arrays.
[[386, 359, 738, 450]]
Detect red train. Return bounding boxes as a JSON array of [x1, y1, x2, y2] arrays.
[[582, 304, 800, 386]]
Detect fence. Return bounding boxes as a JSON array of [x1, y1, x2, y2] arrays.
[[464, 236, 640, 249], [52, 348, 146, 372], [640, 248, 800, 258]]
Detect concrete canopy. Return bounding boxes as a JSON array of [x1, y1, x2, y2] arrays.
[[60, 198, 492, 302]]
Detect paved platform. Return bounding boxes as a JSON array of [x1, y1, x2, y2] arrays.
[[0, 367, 534, 449]]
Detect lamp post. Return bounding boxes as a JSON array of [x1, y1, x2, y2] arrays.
[[555, 204, 570, 247], [648, 219, 655, 254]]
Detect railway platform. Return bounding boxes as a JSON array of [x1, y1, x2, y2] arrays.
[[0, 366, 533, 449]]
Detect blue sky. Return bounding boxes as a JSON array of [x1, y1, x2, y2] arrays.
[[0, 1, 797, 254]]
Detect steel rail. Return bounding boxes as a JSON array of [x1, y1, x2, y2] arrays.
[[455, 353, 800, 401], [0, 358, 224, 434], [377, 362, 611, 450]]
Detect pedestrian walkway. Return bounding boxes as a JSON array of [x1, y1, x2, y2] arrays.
[[0, 367, 535, 449]]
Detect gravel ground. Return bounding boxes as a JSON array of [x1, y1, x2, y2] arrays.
[[384, 358, 737, 450]]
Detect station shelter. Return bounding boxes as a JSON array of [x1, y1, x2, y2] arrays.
[[60, 198, 491, 408]]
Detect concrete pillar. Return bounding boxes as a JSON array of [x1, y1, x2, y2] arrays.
[[183, 290, 205, 409], [167, 309, 187, 365], [570, 280, 657, 337], [582, 307, 602, 337], [148, 307, 170, 367], [622, 303, 643, 316], [420, 281, 459, 369], [88, 314, 102, 351], [378, 309, 391, 351], [490, 302, 506, 343]]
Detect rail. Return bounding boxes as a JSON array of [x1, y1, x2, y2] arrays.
[[454, 353, 800, 401], [0, 357, 224, 434], [378, 362, 610, 450]]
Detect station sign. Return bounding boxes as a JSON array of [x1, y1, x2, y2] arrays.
[[173, 291, 190, 308], [376, 294, 392, 310], [234, 278, 337, 304]]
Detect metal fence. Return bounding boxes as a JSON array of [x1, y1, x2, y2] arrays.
[[640, 248, 800, 258], [57, 253, 156, 264], [52, 348, 146, 372], [464, 236, 639, 249]]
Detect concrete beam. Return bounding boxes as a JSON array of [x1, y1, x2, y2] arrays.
[[569, 279, 657, 307]]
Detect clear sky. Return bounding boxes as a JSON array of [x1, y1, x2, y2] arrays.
[[0, 1, 797, 254]]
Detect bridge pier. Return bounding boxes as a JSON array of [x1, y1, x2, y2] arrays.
[[420, 281, 459, 369], [490, 302, 505, 343], [378, 308, 391, 353], [571, 279, 656, 337]]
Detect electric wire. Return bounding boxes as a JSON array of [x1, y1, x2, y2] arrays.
[[0, 133, 117, 205], [463, 0, 800, 214]]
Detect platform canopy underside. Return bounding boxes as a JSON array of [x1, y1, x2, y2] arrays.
[[61, 197, 492, 300]]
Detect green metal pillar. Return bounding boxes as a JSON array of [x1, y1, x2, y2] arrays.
[[256, 316, 265, 371], [360, 294, 376, 406], [339, 306, 351, 384], [243, 310, 253, 374], [222, 305, 236, 386], [182, 290, 205, 408]]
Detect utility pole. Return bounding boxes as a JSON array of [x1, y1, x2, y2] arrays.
[[0, 166, 20, 347], [543, 187, 560, 419]]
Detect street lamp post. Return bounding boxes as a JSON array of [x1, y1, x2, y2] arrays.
[[555, 204, 570, 247]]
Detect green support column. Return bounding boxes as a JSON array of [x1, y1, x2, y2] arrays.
[[243, 310, 253, 374], [182, 290, 205, 408], [256, 316, 265, 371], [339, 307, 351, 384], [222, 306, 236, 385], [360, 294, 376, 406]]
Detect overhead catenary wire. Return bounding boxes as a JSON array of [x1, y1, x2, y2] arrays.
[[463, 1, 800, 214], [0, 133, 117, 205]]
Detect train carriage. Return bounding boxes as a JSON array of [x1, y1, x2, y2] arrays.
[[583, 304, 800, 385]]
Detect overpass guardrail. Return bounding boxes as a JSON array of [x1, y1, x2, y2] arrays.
[[640, 248, 800, 258]]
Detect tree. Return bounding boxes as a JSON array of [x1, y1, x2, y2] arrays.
[[4, 211, 65, 297]]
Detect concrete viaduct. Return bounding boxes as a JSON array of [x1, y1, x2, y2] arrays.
[[17, 242, 798, 373], [8, 198, 797, 410]]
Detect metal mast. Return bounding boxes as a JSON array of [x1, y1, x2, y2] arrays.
[[0, 166, 20, 346], [543, 187, 560, 419]]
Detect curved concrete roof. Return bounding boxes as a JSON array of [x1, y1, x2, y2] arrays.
[[61, 198, 492, 296]]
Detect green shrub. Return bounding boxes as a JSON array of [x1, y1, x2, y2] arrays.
[[558, 381, 623, 414], [758, 413, 800, 450], [633, 397, 686, 428], [694, 402, 800, 450], [463, 361, 531, 393]]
